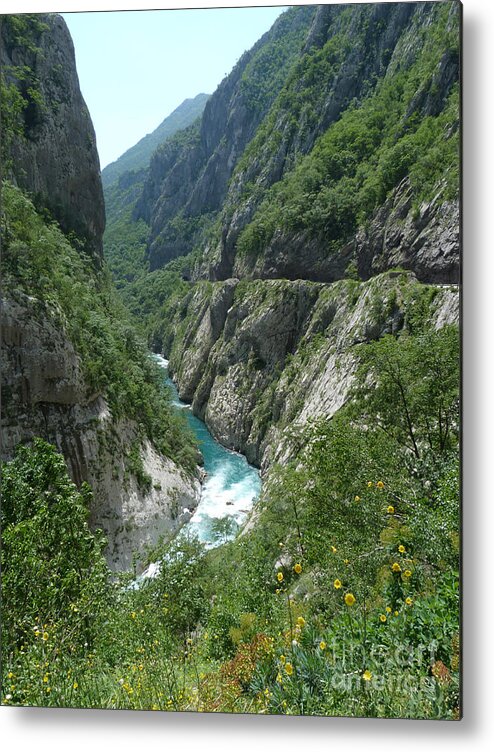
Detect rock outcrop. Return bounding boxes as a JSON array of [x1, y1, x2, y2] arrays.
[[1, 293, 201, 571], [1, 14, 105, 260], [164, 272, 459, 473]]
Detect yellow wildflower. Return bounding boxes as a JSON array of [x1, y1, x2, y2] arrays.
[[398, 545, 406, 553], [285, 663, 293, 676], [367, 481, 373, 487], [344, 558, 350, 565], [354, 495, 361, 502], [394, 610, 399, 616], [344, 592, 356, 607], [279, 654, 286, 664], [42, 632, 49, 641], [380, 614, 387, 623], [386, 606, 392, 614], [296, 616, 306, 628], [293, 563, 302, 574], [131, 611, 137, 619], [319, 641, 327, 651], [331, 545, 337, 553], [387, 505, 395, 514], [405, 597, 413, 606], [73, 682, 78, 690], [362, 670, 372, 681], [404, 570, 412, 578], [392, 562, 401, 572], [277, 571, 284, 583], [334, 579, 342, 589], [376, 481, 384, 489]]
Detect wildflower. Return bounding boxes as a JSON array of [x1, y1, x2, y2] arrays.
[[275, 588, 280, 595], [293, 563, 302, 574], [42, 632, 49, 641], [331, 545, 337, 553], [367, 481, 373, 487], [405, 597, 413, 606], [73, 682, 78, 690], [334, 579, 342, 589], [7, 672, 14, 680], [344, 558, 350, 565], [394, 610, 399, 616], [131, 611, 137, 619], [296, 616, 306, 628], [277, 572, 284, 583], [43, 675, 49, 683], [392, 562, 401, 572], [387, 505, 395, 514], [285, 663, 293, 676], [376, 481, 384, 489], [152, 705, 159, 711], [398, 545, 406, 553], [380, 614, 387, 623], [319, 641, 327, 651], [386, 606, 392, 614], [362, 670, 372, 682], [404, 570, 412, 578], [354, 495, 361, 502], [344, 592, 356, 607], [279, 654, 286, 664]]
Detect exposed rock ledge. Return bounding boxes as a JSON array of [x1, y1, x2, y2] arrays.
[[1, 292, 201, 572], [165, 272, 459, 475]]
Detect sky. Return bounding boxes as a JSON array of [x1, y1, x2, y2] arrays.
[[62, 5, 288, 169]]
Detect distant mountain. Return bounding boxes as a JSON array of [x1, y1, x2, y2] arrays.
[[101, 93, 210, 187]]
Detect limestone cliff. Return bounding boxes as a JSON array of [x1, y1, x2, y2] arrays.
[[1, 292, 201, 572], [133, 2, 459, 285], [163, 273, 459, 474], [1, 14, 201, 571], [0, 13, 105, 260]]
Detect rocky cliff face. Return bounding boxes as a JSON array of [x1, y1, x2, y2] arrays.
[[133, 2, 459, 285], [1, 292, 200, 571], [163, 272, 459, 474], [228, 177, 460, 285], [1, 14, 201, 571], [1, 14, 105, 260], [135, 5, 316, 269]]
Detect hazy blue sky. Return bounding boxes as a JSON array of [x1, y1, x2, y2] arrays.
[[62, 6, 287, 169]]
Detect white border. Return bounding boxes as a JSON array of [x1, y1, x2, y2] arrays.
[[2, 0, 493, 749]]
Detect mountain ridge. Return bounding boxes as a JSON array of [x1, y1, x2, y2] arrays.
[[101, 92, 210, 187]]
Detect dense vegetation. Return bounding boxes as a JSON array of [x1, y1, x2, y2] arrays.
[[1, 323, 460, 718]]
